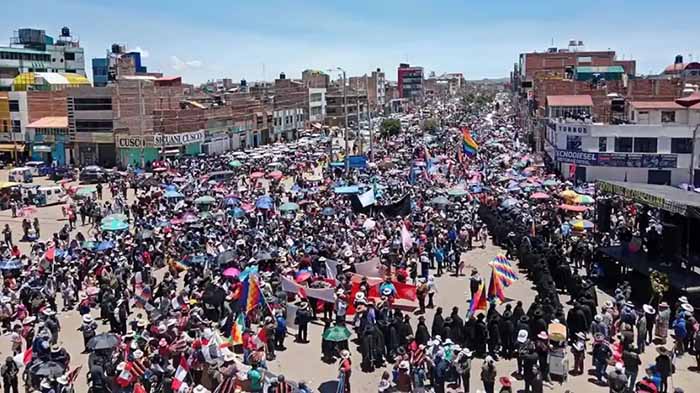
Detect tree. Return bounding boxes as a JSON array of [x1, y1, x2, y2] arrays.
[[380, 119, 401, 138]]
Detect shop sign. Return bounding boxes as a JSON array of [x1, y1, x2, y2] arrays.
[[153, 130, 205, 147], [116, 135, 153, 149], [598, 153, 677, 169], [555, 150, 598, 165]]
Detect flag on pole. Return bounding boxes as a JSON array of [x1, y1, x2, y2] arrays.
[[171, 356, 190, 391], [490, 255, 518, 287], [467, 281, 487, 317], [487, 265, 506, 303], [461, 127, 479, 157], [229, 313, 245, 345], [401, 222, 414, 253], [239, 275, 265, 314]]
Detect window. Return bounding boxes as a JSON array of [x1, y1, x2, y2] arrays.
[[671, 138, 693, 154], [74, 98, 112, 111], [1, 120, 7, 132], [599, 137, 607, 152], [75, 120, 113, 132], [64, 52, 75, 61], [566, 135, 582, 151], [615, 137, 633, 152], [661, 111, 676, 123], [11, 120, 21, 133], [8, 100, 19, 112], [634, 137, 658, 153], [577, 56, 592, 63]]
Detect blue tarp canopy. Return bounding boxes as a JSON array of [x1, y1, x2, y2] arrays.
[[334, 185, 359, 194]]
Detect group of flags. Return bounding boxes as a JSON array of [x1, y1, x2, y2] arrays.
[[461, 127, 479, 157], [467, 255, 518, 316]]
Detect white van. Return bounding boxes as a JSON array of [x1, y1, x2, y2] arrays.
[[9, 167, 32, 183], [36, 186, 67, 206]]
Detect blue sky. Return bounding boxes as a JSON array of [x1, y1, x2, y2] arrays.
[[3, 0, 699, 84]]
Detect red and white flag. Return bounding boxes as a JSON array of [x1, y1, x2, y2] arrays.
[[401, 223, 414, 253], [252, 328, 268, 349], [171, 356, 190, 391]]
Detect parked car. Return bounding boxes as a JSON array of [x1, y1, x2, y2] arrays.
[[79, 166, 106, 184], [48, 167, 76, 181]]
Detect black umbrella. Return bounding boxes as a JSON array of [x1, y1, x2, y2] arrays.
[[215, 249, 237, 265], [202, 284, 225, 307], [28, 361, 66, 378], [87, 333, 120, 351]]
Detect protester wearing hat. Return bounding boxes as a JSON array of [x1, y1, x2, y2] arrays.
[[339, 349, 352, 393], [656, 302, 671, 343], [655, 346, 673, 393], [294, 301, 312, 343]]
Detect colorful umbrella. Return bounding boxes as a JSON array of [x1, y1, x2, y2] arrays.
[[250, 172, 265, 179], [222, 267, 241, 277], [559, 189, 578, 200], [295, 270, 312, 283], [322, 326, 352, 342], [229, 207, 246, 218], [100, 220, 129, 231], [570, 219, 594, 231], [279, 202, 300, 212], [447, 188, 469, 197], [574, 195, 595, 205], [228, 160, 243, 168], [558, 204, 588, 213], [194, 196, 216, 205], [530, 192, 550, 200], [267, 170, 284, 180]]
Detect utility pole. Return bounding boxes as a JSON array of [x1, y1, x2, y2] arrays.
[[365, 74, 373, 161], [356, 94, 361, 154], [342, 69, 349, 174], [690, 124, 699, 188], [138, 80, 146, 168]]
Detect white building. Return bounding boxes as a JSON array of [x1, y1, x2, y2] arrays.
[[308, 87, 326, 123], [544, 95, 700, 186], [272, 107, 304, 142]]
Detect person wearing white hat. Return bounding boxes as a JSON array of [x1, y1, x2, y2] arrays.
[[339, 350, 352, 393], [79, 314, 97, 353]]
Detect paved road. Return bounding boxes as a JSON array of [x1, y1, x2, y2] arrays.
[[0, 169, 694, 393]]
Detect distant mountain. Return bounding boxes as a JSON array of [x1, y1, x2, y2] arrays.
[[465, 77, 509, 84]]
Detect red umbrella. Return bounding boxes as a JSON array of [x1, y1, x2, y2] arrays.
[[241, 202, 255, 212], [267, 170, 283, 180], [250, 172, 264, 179], [44, 247, 56, 261], [530, 192, 550, 200], [558, 204, 588, 213], [170, 218, 184, 225]]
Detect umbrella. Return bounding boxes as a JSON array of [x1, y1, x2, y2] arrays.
[[87, 333, 120, 351], [559, 189, 578, 200], [28, 361, 66, 378], [183, 213, 199, 223], [216, 250, 237, 265], [228, 160, 243, 168], [574, 195, 595, 205], [279, 202, 300, 213], [530, 192, 550, 200], [322, 325, 352, 342], [222, 267, 241, 277], [321, 207, 336, 216], [229, 207, 246, 218], [81, 241, 96, 250], [570, 219, 594, 231], [542, 179, 559, 187], [558, 204, 589, 213], [255, 196, 274, 210], [0, 259, 22, 270], [74, 187, 96, 199], [334, 185, 359, 194], [137, 229, 154, 240], [96, 241, 114, 252], [224, 197, 239, 206], [267, 170, 284, 180], [184, 255, 209, 266], [165, 190, 184, 199], [250, 172, 265, 179], [430, 196, 450, 206], [447, 188, 469, 197], [500, 198, 519, 208], [100, 220, 129, 232], [195, 196, 216, 205]]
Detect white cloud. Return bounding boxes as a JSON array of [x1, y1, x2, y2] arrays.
[[171, 56, 203, 71], [132, 46, 150, 58]]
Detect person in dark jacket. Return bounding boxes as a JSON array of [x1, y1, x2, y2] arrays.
[[415, 316, 431, 346], [432, 307, 445, 339], [450, 307, 464, 345], [487, 315, 501, 360], [474, 314, 488, 356], [655, 347, 673, 393], [295, 301, 312, 343], [500, 309, 515, 359]]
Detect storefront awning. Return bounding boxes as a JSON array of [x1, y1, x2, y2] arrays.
[[0, 143, 25, 152], [32, 145, 52, 153]]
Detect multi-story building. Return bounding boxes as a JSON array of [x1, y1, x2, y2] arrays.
[[92, 44, 158, 87], [544, 93, 700, 186], [349, 69, 386, 112], [0, 27, 85, 91], [308, 88, 326, 123], [325, 87, 368, 127], [397, 63, 424, 100], [302, 70, 330, 88]]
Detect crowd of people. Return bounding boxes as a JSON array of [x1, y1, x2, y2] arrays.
[[0, 92, 693, 393]]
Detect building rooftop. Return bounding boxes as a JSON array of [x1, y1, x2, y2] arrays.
[[27, 116, 68, 128], [13, 72, 89, 91], [0, 46, 49, 55], [629, 101, 700, 110], [546, 95, 593, 107]]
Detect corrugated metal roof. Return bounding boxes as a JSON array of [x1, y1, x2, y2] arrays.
[[629, 101, 684, 110]]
